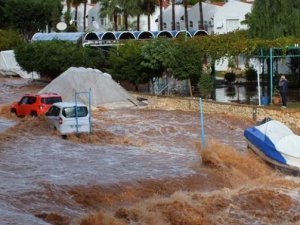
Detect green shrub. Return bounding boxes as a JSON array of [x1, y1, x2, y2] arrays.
[[14, 41, 105, 78], [0, 29, 24, 51], [224, 72, 236, 83], [198, 72, 214, 99], [245, 67, 257, 82]]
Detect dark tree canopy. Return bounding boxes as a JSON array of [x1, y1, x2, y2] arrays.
[[0, 0, 7, 28], [3, 0, 62, 40], [246, 0, 300, 39]]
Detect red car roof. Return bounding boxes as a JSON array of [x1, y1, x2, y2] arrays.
[[24, 93, 61, 98]]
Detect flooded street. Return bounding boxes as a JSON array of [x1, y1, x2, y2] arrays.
[[1, 77, 300, 225]]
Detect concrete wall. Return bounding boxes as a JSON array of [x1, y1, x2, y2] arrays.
[[132, 93, 300, 131]]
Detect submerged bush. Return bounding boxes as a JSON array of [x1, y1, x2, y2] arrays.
[[224, 72, 236, 83], [245, 67, 257, 82]]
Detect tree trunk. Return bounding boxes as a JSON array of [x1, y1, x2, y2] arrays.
[[83, 1, 87, 31], [137, 14, 140, 31], [113, 13, 118, 31], [147, 0, 151, 31], [124, 13, 128, 30], [75, 6, 78, 26], [188, 78, 193, 97], [171, 0, 175, 30], [159, 0, 163, 30], [184, 0, 188, 30], [198, 0, 204, 29]]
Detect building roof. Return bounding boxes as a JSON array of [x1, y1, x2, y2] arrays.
[[31, 32, 85, 43]]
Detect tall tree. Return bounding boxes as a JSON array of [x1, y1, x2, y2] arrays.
[[246, 0, 300, 39], [3, 0, 62, 40]]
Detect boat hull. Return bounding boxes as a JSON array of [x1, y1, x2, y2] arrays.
[[246, 140, 300, 172]]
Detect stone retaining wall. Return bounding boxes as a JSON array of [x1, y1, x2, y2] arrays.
[[132, 93, 300, 130]]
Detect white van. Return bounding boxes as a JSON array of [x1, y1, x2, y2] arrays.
[[46, 102, 90, 135]]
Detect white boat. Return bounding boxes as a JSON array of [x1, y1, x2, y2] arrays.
[[244, 120, 300, 171]]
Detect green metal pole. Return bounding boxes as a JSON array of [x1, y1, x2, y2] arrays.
[[269, 48, 273, 103]]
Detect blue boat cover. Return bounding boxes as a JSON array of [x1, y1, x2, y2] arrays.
[[244, 127, 287, 164]]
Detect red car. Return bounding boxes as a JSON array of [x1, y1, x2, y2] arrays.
[[11, 93, 62, 117]]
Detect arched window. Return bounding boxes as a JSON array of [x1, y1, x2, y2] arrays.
[[163, 22, 167, 29]]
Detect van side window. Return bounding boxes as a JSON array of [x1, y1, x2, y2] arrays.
[[62, 106, 88, 118], [47, 106, 60, 116]]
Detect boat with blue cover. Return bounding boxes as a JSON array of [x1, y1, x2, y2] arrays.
[[244, 120, 300, 171]]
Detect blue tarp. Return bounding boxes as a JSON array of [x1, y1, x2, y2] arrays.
[[244, 127, 287, 164]]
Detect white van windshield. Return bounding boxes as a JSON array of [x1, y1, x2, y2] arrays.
[[62, 106, 88, 118]]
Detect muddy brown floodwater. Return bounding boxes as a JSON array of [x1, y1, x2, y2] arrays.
[[1, 77, 300, 225]]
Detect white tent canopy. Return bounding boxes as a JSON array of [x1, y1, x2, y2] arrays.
[[0, 50, 39, 79], [39, 67, 138, 108]]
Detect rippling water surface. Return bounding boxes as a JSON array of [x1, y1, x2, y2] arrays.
[[1, 77, 300, 225]]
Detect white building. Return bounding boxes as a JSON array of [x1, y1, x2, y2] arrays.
[[213, 0, 253, 71], [61, 1, 159, 32], [187, 2, 222, 34], [160, 4, 185, 30], [61, 0, 94, 32], [87, 3, 160, 32], [213, 0, 252, 34]]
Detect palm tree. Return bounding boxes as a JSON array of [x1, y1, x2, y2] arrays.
[[64, 0, 73, 28], [119, 0, 138, 30], [138, 0, 156, 31], [131, 0, 155, 31], [72, 0, 83, 27], [99, 0, 121, 31]]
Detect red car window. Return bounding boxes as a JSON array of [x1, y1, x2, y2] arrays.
[[28, 97, 36, 104], [41, 97, 62, 104], [19, 97, 29, 104]]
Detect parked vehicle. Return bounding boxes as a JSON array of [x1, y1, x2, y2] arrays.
[[46, 102, 90, 135], [11, 93, 62, 117]]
